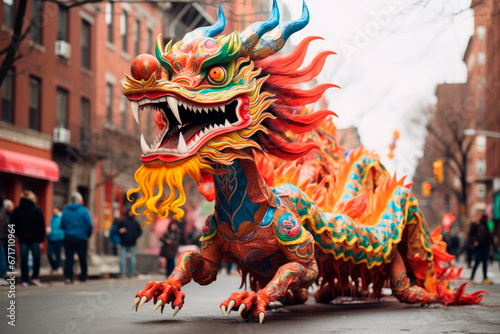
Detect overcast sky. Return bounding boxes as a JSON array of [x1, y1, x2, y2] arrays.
[[282, 0, 474, 179]]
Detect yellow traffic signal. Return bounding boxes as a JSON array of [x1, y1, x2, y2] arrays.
[[433, 159, 443, 184], [422, 181, 432, 197]]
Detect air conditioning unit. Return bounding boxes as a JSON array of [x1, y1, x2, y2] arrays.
[[55, 40, 71, 59], [53, 127, 71, 144]]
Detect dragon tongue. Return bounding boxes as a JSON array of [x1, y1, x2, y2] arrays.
[[177, 132, 188, 154], [167, 96, 182, 125]]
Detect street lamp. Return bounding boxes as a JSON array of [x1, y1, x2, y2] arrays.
[[464, 129, 500, 139]]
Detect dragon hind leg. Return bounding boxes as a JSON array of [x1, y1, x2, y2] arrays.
[[390, 251, 440, 304]]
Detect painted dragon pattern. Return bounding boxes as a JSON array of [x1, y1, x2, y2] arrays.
[[122, 1, 486, 324]]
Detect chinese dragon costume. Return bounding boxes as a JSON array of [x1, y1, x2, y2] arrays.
[[122, 1, 486, 323]]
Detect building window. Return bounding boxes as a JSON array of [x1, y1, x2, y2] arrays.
[[477, 157, 486, 175], [134, 19, 140, 56], [81, 97, 90, 146], [3, 0, 14, 29], [1, 68, 14, 123], [476, 183, 486, 200], [146, 28, 152, 53], [81, 20, 91, 69], [477, 52, 486, 65], [56, 87, 69, 128], [57, 5, 69, 41], [106, 2, 114, 44], [121, 10, 128, 53], [121, 95, 128, 129], [476, 135, 486, 152], [476, 26, 486, 40], [29, 77, 41, 131], [31, 0, 43, 44], [106, 83, 113, 124]]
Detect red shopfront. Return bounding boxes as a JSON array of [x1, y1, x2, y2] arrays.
[[0, 148, 59, 234]]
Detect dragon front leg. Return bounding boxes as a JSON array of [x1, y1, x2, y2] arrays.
[[221, 261, 318, 323], [220, 231, 318, 323], [133, 239, 221, 316]]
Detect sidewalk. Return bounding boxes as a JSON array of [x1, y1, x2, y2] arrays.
[[14, 254, 121, 284], [454, 257, 500, 285]]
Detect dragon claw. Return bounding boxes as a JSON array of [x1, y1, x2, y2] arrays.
[[139, 296, 147, 309], [238, 304, 246, 316], [153, 299, 163, 312], [134, 280, 184, 316], [132, 297, 140, 311], [227, 300, 236, 313], [220, 305, 227, 315], [258, 312, 265, 324]]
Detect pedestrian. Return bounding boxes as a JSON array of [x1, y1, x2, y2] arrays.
[[61, 192, 92, 283], [466, 221, 479, 268], [47, 207, 64, 274], [12, 190, 45, 287], [0, 196, 9, 286], [470, 214, 498, 284], [118, 209, 142, 278], [160, 221, 181, 277], [109, 217, 121, 256]]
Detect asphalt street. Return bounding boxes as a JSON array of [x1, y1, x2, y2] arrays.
[[1, 265, 500, 334]]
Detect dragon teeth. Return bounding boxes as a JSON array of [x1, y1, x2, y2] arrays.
[[131, 101, 139, 124], [220, 105, 225, 113], [177, 132, 187, 154], [167, 96, 182, 125], [224, 119, 231, 127], [140, 134, 149, 155]]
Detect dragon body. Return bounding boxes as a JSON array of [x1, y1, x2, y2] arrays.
[[123, 1, 486, 323]]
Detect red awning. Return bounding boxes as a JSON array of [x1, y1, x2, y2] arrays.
[[0, 149, 59, 182]]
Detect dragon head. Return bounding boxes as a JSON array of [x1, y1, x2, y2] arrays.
[[123, 1, 338, 222]]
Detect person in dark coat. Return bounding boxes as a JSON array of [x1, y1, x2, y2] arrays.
[[118, 209, 142, 277], [160, 221, 181, 277], [466, 221, 479, 268], [470, 214, 498, 284], [61, 192, 92, 283], [12, 190, 46, 286], [47, 207, 64, 273]]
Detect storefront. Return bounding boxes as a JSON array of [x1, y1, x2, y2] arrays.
[[0, 148, 59, 231]]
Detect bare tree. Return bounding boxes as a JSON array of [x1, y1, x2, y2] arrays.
[[0, 0, 104, 87], [414, 83, 475, 224]]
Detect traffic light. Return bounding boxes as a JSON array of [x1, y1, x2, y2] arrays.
[[422, 181, 432, 197], [433, 159, 443, 184]]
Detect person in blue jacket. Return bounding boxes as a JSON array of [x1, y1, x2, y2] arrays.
[[61, 192, 92, 283], [47, 207, 64, 273]]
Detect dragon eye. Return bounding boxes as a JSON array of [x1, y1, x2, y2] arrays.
[[207, 66, 227, 85]]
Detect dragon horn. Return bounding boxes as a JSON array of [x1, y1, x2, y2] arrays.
[[251, 0, 310, 59], [155, 34, 173, 72], [239, 0, 280, 56], [182, 3, 225, 43]]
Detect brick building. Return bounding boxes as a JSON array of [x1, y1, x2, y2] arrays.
[[413, 0, 500, 235], [0, 1, 99, 227], [485, 1, 500, 229], [462, 0, 494, 221]]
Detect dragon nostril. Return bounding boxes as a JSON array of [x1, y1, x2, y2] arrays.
[[131, 54, 162, 81]]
